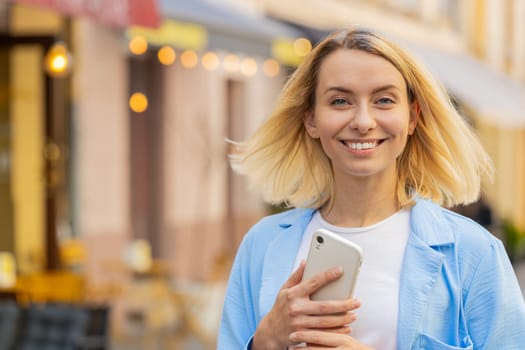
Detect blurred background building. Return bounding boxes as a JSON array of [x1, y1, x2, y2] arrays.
[[0, 0, 524, 348]]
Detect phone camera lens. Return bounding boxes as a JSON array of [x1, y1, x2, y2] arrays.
[[316, 235, 324, 244]]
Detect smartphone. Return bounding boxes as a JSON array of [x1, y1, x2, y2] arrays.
[[302, 228, 363, 301]]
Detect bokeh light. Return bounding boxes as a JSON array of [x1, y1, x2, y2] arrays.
[[44, 42, 72, 78], [129, 92, 148, 113], [128, 36, 148, 55], [181, 50, 199, 68], [158, 46, 176, 66], [293, 38, 312, 57], [240, 57, 258, 77], [262, 58, 280, 77], [202, 52, 220, 71], [223, 54, 240, 73]]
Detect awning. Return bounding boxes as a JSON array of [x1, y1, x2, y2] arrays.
[[158, 0, 304, 57], [9, 0, 160, 28], [260, 0, 525, 129], [399, 42, 525, 129]]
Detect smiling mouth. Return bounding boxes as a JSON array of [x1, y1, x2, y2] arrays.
[[341, 140, 382, 150]]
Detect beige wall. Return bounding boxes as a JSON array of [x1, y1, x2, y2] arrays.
[[511, 0, 525, 79], [161, 54, 281, 280], [73, 19, 131, 282], [485, 0, 507, 69]]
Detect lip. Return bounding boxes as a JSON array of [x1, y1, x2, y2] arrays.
[[340, 139, 385, 151]]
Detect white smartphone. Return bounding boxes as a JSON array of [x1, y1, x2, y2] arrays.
[[302, 228, 363, 301]]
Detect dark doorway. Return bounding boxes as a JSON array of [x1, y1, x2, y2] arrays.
[[129, 53, 164, 258]]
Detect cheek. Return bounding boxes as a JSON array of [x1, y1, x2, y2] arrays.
[[316, 109, 349, 132], [314, 119, 340, 137], [380, 113, 412, 135]]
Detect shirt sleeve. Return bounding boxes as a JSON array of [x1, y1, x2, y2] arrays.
[[463, 239, 525, 349], [217, 234, 258, 350]]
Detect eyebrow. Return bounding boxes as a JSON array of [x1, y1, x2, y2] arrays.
[[323, 84, 402, 95]]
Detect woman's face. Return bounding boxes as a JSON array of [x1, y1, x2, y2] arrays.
[[305, 49, 417, 183]]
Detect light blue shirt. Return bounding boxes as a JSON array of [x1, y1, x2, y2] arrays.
[[218, 198, 525, 349]]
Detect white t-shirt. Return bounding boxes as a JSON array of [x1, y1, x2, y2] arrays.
[[292, 208, 411, 350]]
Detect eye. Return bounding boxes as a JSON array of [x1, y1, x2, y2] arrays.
[[376, 97, 395, 105], [331, 98, 349, 106]]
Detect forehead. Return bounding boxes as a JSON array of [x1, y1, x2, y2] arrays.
[[316, 49, 406, 92]]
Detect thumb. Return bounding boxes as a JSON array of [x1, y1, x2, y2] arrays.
[[282, 260, 306, 289]]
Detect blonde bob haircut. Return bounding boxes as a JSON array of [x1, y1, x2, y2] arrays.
[[230, 28, 493, 210]]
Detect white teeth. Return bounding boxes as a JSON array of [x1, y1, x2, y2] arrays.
[[347, 141, 377, 150]]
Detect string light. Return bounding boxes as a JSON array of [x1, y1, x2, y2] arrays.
[[293, 38, 312, 57], [129, 36, 148, 55], [263, 58, 280, 77], [129, 43, 280, 78], [181, 50, 199, 68], [223, 53, 240, 73], [202, 52, 220, 71], [158, 46, 176, 65], [129, 92, 148, 113], [240, 57, 258, 77]]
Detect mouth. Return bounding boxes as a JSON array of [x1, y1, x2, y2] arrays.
[[341, 139, 383, 150]]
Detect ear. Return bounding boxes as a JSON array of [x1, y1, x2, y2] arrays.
[[304, 112, 319, 138], [408, 101, 420, 135]]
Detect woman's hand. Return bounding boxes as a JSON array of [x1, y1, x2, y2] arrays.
[[252, 261, 361, 350], [289, 330, 374, 349]]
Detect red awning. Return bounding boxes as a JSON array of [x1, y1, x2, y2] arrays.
[[10, 0, 160, 28]]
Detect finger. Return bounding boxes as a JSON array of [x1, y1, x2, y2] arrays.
[[299, 312, 356, 329], [324, 325, 353, 335], [290, 330, 352, 347], [282, 260, 306, 289], [297, 266, 343, 296], [302, 344, 327, 350], [303, 298, 361, 316]]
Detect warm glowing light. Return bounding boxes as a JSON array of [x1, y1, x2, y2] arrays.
[[240, 57, 258, 77], [51, 56, 66, 71], [293, 38, 312, 57], [129, 92, 148, 113], [0, 252, 16, 288], [181, 50, 199, 68], [158, 46, 176, 65], [223, 54, 240, 73], [44, 42, 72, 78], [125, 239, 152, 273], [129, 36, 148, 55], [262, 58, 280, 77], [202, 52, 219, 71]]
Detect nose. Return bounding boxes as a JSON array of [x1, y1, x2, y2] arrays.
[[350, 104, 376, 134]]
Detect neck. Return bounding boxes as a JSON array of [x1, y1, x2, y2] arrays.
[[321, 175, 400, 228]]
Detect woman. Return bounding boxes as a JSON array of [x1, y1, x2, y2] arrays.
[[218, 28, 525, 349]]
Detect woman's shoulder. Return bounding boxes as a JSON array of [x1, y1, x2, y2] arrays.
[[244, 207, 314, 241], [412, 199, 512, 289], [235, 208, 314, 249], [413, 198, 502, 253], [234, 207, 314, 265], [442, 206, 500, 249]]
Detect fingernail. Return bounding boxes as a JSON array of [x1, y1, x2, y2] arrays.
[[289, 332, 297, 341], [331, 266, 343, 275]]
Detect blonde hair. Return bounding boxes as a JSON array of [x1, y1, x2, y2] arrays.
[[230, 28, 493, 209]]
